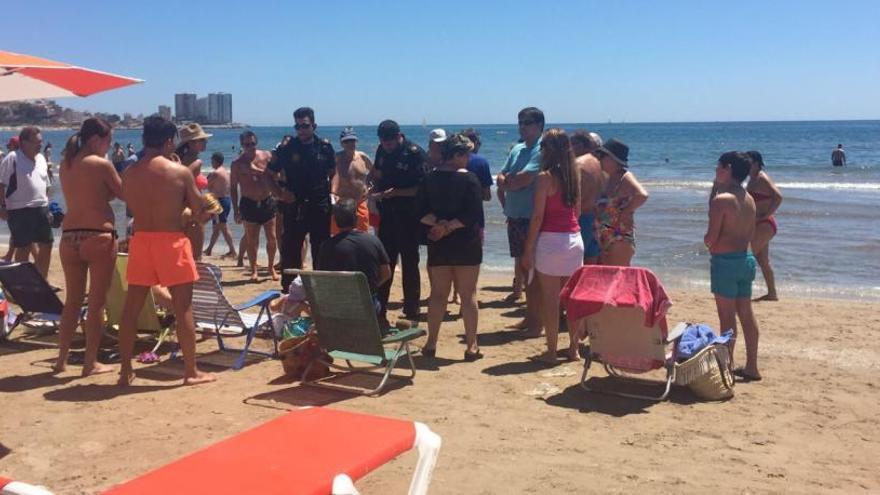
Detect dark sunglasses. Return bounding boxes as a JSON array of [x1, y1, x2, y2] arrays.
[[518, 120, 536, 126], [294, 123, 314, 130]]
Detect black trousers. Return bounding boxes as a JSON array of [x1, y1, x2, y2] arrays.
[[377, 207, 421, 319], [280, 200, 330, 291]]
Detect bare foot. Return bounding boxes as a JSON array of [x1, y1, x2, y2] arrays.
[[753, 294, 778, 302], [249, 272, 259, 282], [82, 362, 114, 377], [507, 318, 529, 330], [504, 291, 522, 302], [117, 370, 136, 386], [223, 251, 236, 259], [269, 268, 279, 281], [184, 371, 217, 385], [533, 351, 558, 365], [51, 361, 66, 374], [566, 348, 581, 362], [203, 249, 212, 256]]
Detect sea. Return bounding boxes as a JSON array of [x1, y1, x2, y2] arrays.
[[2, 120, 878, 301]]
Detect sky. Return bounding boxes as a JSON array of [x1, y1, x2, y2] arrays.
[[5, 0, 880, 125]]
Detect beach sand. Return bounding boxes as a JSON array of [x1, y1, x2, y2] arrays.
[[1, 253, 878, 494]]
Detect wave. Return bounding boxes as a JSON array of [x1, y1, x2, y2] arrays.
[[642, 180, 880, 192]]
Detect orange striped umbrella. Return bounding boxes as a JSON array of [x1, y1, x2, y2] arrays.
[[0, 50, 143, 102]]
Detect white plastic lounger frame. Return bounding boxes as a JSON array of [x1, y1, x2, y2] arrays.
[[330, 421, 442, 495], [0, 477, 54, 495]]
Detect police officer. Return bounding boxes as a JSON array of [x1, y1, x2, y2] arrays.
[[371, 120, 427, 322], [268, 107, 335, 291]]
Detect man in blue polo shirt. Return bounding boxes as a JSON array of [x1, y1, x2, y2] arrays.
[[496, 107, 544, 337]]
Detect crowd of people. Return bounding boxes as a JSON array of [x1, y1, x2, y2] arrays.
[[0, 105, 785, 384]]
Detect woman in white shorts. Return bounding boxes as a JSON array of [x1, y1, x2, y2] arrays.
[[522, 129, 583, 364]]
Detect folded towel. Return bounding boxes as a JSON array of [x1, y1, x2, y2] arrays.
[[677, 323, 732, 360]]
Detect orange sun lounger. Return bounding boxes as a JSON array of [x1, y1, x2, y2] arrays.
[[102, 407, 441, 495]]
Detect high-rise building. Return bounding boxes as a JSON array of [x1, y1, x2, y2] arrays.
[[207, 92, 233, 124], [195, 97, 208, 122], [174, 93, 196, 121], [158, 105, 171, 121]]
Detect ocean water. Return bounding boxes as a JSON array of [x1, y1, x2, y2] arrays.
[[2, 120, 878, 300]]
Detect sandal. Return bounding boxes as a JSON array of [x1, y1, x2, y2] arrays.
[[733, 367, 762, 382], [463, 350, 483, 362]]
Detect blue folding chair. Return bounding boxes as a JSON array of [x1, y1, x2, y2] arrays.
[[0, 262, 67, 341], [191, 263, 280, 370]]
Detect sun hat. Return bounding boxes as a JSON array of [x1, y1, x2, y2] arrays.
[[339, 127, 358, 142], [177, 123, 213, 146], [594, 138, 629, 167], [429, 128, 448, 143]]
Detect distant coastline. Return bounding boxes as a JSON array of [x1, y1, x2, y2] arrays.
[[0, 123, 247, 132]]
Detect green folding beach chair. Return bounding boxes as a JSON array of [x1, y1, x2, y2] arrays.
[[105, 254, 174, 353], [291, 270, 426, 396]]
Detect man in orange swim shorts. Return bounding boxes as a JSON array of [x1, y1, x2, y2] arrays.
[[117, 116, 216, 386]]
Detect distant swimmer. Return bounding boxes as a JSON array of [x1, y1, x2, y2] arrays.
[[831, 144, 846, 167]]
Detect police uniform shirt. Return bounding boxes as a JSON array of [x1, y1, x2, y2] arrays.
[[269, 135, 335, 203], [373, 138, 427, 203]]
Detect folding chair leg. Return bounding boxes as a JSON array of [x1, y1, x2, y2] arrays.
[[231, 326, 258, 370]]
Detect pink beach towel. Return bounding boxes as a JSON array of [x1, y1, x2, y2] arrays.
[[560, 265, 672, 329]]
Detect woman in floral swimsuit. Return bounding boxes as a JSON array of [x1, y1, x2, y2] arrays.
[[593, 139, 649, 266]]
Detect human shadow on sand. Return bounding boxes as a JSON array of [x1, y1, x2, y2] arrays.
[[0, 338, 58, 356], [245, 372, 411, 410], [459, 329, 540, 348], [543, 379, 699, 417], [43, 382, 175, 402], [0, 371, 78, 392], [481, 359, 560, 376]]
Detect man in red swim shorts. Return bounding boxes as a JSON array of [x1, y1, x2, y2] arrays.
[[117, 116, 216, 386]]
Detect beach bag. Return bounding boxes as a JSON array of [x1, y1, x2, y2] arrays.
[[674, 344, 735, 401], [278, 330, 331, 381]]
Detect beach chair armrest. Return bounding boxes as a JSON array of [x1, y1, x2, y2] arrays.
[[233, 291, 281, 311], [382, 328, 427, 344], [666, 322, 687, 342]]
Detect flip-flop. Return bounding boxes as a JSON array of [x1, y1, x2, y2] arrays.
[[463, 350, 483, 362], [733, 367, 762, 382]]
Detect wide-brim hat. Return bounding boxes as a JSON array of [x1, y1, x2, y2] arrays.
[[178, 123, 213, 146], [595, 138, 629, 167]]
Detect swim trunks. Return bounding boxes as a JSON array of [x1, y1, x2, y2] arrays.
[[240, 196, 277, 225], [710, 251, 756, 299], [578, 213, 601, 259], [213, 196, 231, 224], [506, 217, 530, 258], [330, 198, 370, 234], [127, 231, 199, 287]]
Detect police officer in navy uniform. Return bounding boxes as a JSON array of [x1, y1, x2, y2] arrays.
[[267, 107, 336, 291], [371, 120, 428, 322]]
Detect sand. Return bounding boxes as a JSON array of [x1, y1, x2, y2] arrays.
[[1, 254, 879, 494]]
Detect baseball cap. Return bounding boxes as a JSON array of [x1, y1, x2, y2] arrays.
[[429, 128, 447, 143], [377, 120, 401, 140], [340, 127, 358, 142]]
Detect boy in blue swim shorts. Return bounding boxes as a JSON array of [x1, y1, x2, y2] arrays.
[[705, 151, 762, 382]]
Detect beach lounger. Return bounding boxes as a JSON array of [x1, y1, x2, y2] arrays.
[[0, 262, 66, 341], [293, 270, 426, 396], [560, 265, 685, 401], [192, 262, 280, 370], [102, 407, 441, 495], [105, 254, 173, 353]]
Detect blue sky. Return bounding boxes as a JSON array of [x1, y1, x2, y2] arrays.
[[6, 0, 879, 125]]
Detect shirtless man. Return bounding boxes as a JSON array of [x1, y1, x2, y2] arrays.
[[331, 128, 372, 233], [118, 116, 215, 386], [571, 130, 605, 264], [831, 143, 846, 167], [204, 152, 236, 258], [231, 131, 278, 281], [705, 151, 761, 382]]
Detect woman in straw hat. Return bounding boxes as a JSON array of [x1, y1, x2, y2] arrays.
[[593, 138, 648, 266], [176, 123, 212, 260]]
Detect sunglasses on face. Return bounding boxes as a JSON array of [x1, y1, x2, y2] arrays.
[[294, 123, 313, 130], [518, 120, 536, 126]]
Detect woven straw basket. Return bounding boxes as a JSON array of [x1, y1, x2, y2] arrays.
[[674, 344, 735, 401]]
